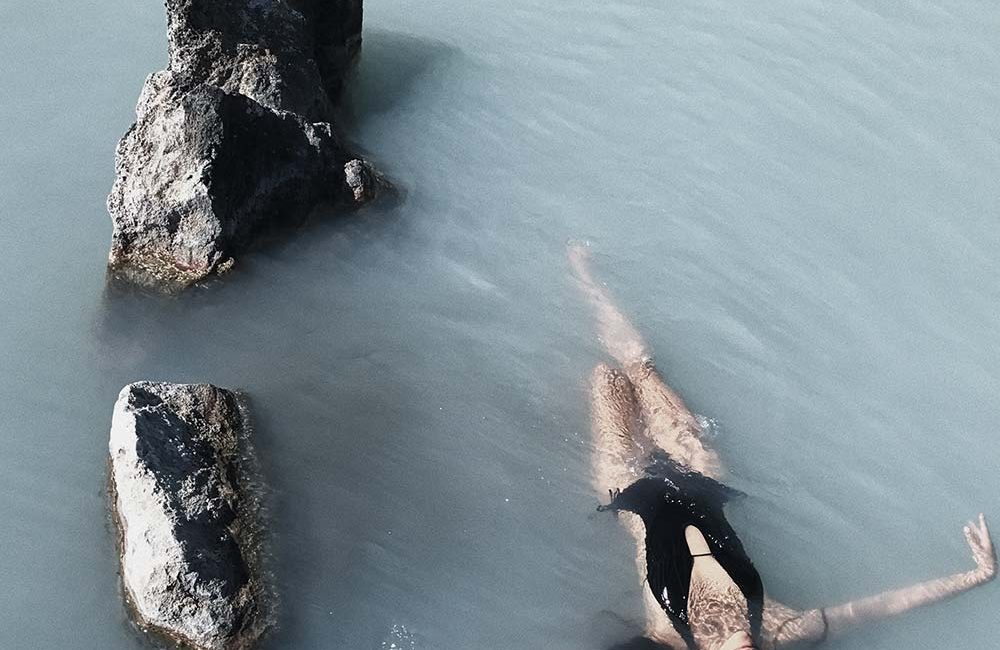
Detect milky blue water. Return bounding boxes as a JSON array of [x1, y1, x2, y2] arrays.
[[1, 0, 998, 648]]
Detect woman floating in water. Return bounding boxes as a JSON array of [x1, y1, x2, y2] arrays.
[[568, 244, 996, 650]]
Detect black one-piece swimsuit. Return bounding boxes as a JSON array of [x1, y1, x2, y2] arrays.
[[599, 450, 764, 647]]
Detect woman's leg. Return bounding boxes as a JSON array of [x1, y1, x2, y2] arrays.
[[568, 245, 650, 368], [570, 244, 722, 479], [589, 363, 643, 491], [627, 359, 722, 480], [589, 363, 682, 646]]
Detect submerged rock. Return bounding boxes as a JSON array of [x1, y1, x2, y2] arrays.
[[108, 0, 381, 290], [109, 382, 268, 649]]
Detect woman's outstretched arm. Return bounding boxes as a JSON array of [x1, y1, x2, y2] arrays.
[[824, 514, 995, 630], [766, 514, 996, 648]]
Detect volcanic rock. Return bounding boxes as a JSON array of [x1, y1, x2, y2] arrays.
[[107, 0, 380, 289], [109, 382, 268, 649]]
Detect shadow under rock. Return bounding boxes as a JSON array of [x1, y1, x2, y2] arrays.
[[341, 29, 463, 125]]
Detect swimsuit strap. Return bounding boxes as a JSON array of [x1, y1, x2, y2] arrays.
[[690, 552, 713, 558]]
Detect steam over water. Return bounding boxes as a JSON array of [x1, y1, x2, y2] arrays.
[[1, 0, 999, 648]]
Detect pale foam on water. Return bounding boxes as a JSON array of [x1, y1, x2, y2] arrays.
[[381, 624, 417, 650]]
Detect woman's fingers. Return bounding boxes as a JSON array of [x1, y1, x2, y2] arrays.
[[964, 520, 982, 557], [973, 514, 993, 551], [978, 514, 992, 547], [965, 514, 997, 581]]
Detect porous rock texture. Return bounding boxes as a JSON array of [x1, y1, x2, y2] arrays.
[[108, 0, 380, 289], [109, 382, 268, 649]]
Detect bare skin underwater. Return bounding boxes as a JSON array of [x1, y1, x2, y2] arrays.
[[568, 243, 996, 650]]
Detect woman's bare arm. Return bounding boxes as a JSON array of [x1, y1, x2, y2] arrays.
[[825, 515, 996, 631], [766, 514, 996, 648]]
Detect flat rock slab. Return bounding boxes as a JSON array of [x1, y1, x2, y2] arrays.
[[109, 382, 268, 649]]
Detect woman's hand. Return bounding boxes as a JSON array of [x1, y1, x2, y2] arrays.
[[769, 512, 998, 645], [963, 513, 996, 583]]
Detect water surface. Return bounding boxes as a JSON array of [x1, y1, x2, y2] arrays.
[[1, 0, 999, 648]]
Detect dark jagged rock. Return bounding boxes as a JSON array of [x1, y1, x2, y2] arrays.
[[344, 158, 381, 203], [163, 0, 347, 120], [108, 0, 381, 290], [109, 382, 269, 649], [284, 0, 364, 102]]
